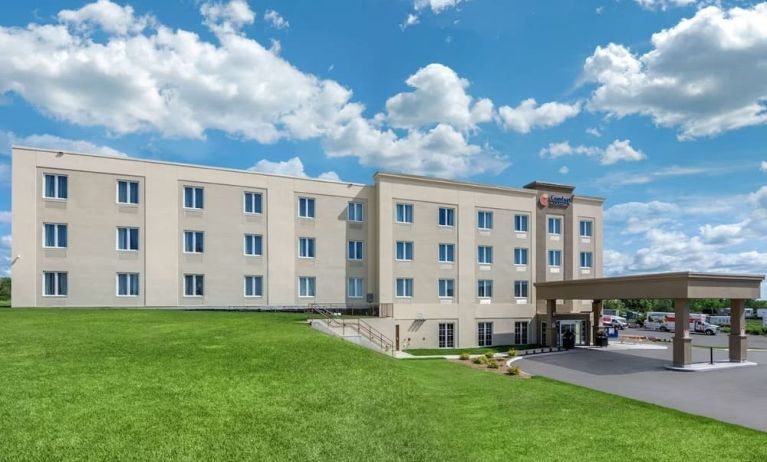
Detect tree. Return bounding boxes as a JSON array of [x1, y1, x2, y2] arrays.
[[0, 277, 10, 300]]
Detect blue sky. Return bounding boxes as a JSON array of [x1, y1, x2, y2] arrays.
[[1, 0, 766, 295]]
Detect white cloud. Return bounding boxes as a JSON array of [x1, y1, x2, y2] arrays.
[[385, 63, 493, 130], [586, 127, 602, 137], [58, 0, 153, 35], [1, 131, 128, 157], [596, 163, 745, 188], [0, 211, 9, 224], [634, 0, 697, 11], [584, 4, 767, 139], [0, 234, 10, 277], [400, 14, 420, 30], [559, 165, 570, 175], [264, 9, 289, 29], [201, 0, 255, 34], [414, 0, 465, 14], [760, 161, 767, 172], [539, 139, 645, 165], [498, 99, 581, 134], [249, 156, 340, 182]]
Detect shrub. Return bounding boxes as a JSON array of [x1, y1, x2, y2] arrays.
[[486, 360, 499, 369], [484, 350, 495, 359], [507, 366, 521, 376], [507, 348, 518, 357], [459, 352, 470, 361], [472, 357, 483, 365]]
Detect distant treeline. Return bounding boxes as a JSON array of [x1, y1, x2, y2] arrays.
[[605, 298, 767, 313], [0, 277, 10, 300]]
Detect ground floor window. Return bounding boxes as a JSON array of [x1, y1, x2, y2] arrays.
[[298, 277, 316, 297], [116, 273, 139, 297], [477, 322, 493, 347], [438, 323, 455, 348], [184, 274, 204, 297], [515, 321, 529, 345], [43, 271, 68, 296], [244, 276, 263, 297]]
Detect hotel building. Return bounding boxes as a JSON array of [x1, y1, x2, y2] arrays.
[[11, 146, 604, 349]]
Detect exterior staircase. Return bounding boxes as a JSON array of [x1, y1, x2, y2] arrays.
[[309, 304, 395, 356]]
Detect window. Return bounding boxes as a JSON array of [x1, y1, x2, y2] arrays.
[[438, 207, 455, 226], [298, 238, 315, 258], [43, 174, 68, 199], [548, 216, 562, 235], [438, 279, 454, 298], [184, 186, 203, 209], [184, 274, 204, 297], [514, 280, 529, 299], [478, 322, 493, 347], [117, 227, 139, 251], [438, 243, 455, 263], [438, 323, 455, 348], [396, 203, 413, 224], [43, 271, 67, 296], [478, 210, 493, 230], [347, 202, 364, 222], [244, 275, 263, 297], [580, 220, 593, 237], [514, 214, 528, 232], [548, 250, 562, 267], [514, 247, 528, 266], [298, 197, 315, 218], [580, 251, 593, 268], [395, 278, 413, 298], [117, 180, 139, 205], [244, 234, 263, 256], [348, 278, 364, 298], [477, 245, 493, 265], [244, 192, 263, 214], [183, 231, 204, 253], [515, 322, 529, 345], [348, 240, 364, 260], [477, 279, 493, 298], [298, 277, 316, 297], [395, 241, 413, 261], [117, 273, 139, 297], [43, 223, 67, 248]]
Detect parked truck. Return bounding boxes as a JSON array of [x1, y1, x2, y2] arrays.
[[601, 315, 628, 330], [660, 313, 719, 335]]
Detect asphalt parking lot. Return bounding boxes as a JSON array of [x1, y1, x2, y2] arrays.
[[520, 329, 767, 431]]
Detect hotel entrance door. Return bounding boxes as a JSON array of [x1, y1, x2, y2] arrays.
[[558, 320, 586, 346]]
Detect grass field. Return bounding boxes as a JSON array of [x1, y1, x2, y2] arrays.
[[1, 309, 765, 461]]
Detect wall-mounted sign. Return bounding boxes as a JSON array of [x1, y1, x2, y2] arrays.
[[540, 193, 572, 208]]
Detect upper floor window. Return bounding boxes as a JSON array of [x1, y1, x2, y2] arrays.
[[348, 278, 364, 298], [298, 276, 316, 297], [548, 250, 562, 267], [514, 214, 528, 233], [298, 197, 315, 218], [245, 275, 264, 297], [438, 279, 455, 298], [396, 203, 413, 224], [117, 180, 139, 205], [438, 207, 455, 227], [478, 211, 493, 230], [477, 245, 493, 265], [43, 223, 67, 248], [117, 227, 139, 251], [44, 174, 68, 199], [395, 241, 414, 261], [117, 273, 139, 297], [184, 274, 204, 297], [348, 202, 364, 222], [477, 279, 493, 298], [244, 234, 263, 256], [514, 247, 528, 266], [298, 237, 315, 258], [184, 231, 204, 253], [438, 243, 455, 263], [348, 240, 364, 260], [184, 186, 203, 209], [580, 220, 593, 237], [244, 192, 263, 214], [395, 278, 413, 298], [580, 251, 593, 268], [43, 271, 68, 296], [548, 217, 562, 235], [514, 280, 529, 299]]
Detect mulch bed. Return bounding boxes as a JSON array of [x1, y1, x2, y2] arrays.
[[449, 358, 532, 379]]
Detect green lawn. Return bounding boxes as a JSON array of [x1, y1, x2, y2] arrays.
[[405, 344, 540, 356], [1, 309, 765, 461]]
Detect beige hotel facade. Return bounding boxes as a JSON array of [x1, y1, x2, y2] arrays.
[[11, 146, 604, 349]]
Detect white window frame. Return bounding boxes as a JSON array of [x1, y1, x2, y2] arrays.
[[514, 214, 529, 233], [348, 240, 364, 261], [43, 174, 68, 200], [298, 276, 316, 298], [548, 216, 562, 235], [298, 197, 316, 219], [514, 280, 529, 299], [477, 279, 493, 299], [183, 274, 204, 297], [395, 278, 413, 298], [298, 237, 316, 259], [244, 234, 263, 256], [183, 231, 204, 254], [395, 203, 414, 224], [580, 220, 593, 238], [548, 250, 562, 267], [43, 223, 68, 249], [347, 277, 364, 298], [580, 251, 593, 269], [438, 278, 454, 298], [244, 192, 263, 215], [116, 272, 140, 297], [42, 271, 68, 297], [116, 227, 140, 252], [116, 180, 139, 205], [515, 321, 529, 345], [477, 245, 493, 265], [244, 275, 264, 298], [478, 322, 493, 347], [514, 247, 528, 266], [477, 210, 493, 230], [183, 186, 204, 210], [395, 241, 413, 261], [347, 202, 364, 222], [438, 243, 455, 263], [438, 207, 455, 227]]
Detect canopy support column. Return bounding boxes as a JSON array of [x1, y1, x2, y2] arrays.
[[672, 299, 692, 367], [546, 299, 556, 347], [729, 299, 747, 362], [591, 300, 603, 346]]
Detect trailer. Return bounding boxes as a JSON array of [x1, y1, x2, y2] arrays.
[[660, 313, 718, 335]]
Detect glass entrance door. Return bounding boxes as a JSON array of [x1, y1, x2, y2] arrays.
[[558, 321, 586, 346]]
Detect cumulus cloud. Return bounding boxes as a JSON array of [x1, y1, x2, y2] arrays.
[[414, 0, 465, 14], [761, 161, 767, 172], [1, 131, 128, 157], [539, 139, 645, 165], [583, 4, 767, 139], [264, 9, 289, 29], [249, 156, 340, 181], [400, 14, 420, 30], [558, 166, 570, 175], [498, 99, 581, 134], [634, 0, 697, 10], [201, 0, 255, 34], [58, 0, 153, 34]]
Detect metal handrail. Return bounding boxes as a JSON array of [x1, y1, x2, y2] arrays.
[[309, 305, 395, 354]]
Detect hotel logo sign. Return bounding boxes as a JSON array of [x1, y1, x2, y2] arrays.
[[539, 193, 572, 208]]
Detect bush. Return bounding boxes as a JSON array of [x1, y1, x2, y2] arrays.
[[506, 366, 521, 376], [486, 360, 499, 369], [459, 352, 470, 361], [507, 348, 518, 357], [484, 350, 495, 359], [472, 357, 483, 365]]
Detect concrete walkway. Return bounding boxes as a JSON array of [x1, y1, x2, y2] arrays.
[[520, 344, 767, 431]]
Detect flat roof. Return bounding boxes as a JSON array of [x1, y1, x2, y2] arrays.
[[374, 171, 536, 196], [523, 180, 576, 193], [535, 272, 765, 300]]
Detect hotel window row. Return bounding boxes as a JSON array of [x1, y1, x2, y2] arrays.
[[396, 203, 530, 232], [394, 277, 529, 300], [395, 241, 531, 266], [545, 250, 594, 268], [546, 217, 595, 237]]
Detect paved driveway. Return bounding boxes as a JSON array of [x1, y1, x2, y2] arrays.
[[520, 333, 767, 431]]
